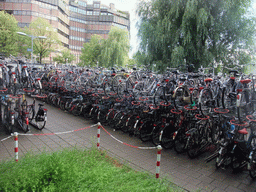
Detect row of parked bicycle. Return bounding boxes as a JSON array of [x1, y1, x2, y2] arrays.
[[1, 57, 256, 178], [0, 59, 47, 133]]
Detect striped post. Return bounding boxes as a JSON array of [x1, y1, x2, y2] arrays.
[[97, 122, 101, 149], [156, 145, 162, 178], [14, 132, 18, 162]]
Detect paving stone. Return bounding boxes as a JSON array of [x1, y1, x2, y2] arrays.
[[224, 186, 244, 192]]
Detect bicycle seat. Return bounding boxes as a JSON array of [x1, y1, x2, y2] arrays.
[[238, 128, 248, 135], [204, 78, 213, 82], [7, 65, 14, 70], [240, 79, 251, 84]]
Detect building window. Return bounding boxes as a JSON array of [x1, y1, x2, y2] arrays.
[[87, 11, 93, 15], [93, 11, 99, 15], [78, 1, 86, 7], [94, 3, 100, 8]]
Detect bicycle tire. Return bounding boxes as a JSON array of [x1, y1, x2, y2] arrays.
[[139, 121, 153, 142], [151, 123, 162, 146], [173, 86, 191, 109], [231, 154, 244, 172], [111, 111, 123, 130], [249, 157, 256, 179], [237, 90, 252, 121], [18, 116, 29, 133], [126, 75, 136, 95], [153, 86, 167, 106], [35, 118, 46, 130], [174, 129, 187, 153], [2, 105, 13, 134], [198, 88, 214, 115], [161, 125, 175, 149], [186, 135, 200, 159], [71, 101, 83, 116], [28, 105, 35, 121], [222, 84, 236, 110], [117, 81, 126, 98]]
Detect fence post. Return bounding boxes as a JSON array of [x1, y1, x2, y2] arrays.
[[14, 132, 18, 162], [156, 145, 162, 178], [97, 122, 101, 149]]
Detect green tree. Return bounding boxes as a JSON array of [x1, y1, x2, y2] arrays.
[[53, 48, 75, 64], [79, 35, 102, 67], [16, 27, 31, 59], [136, 0, 256, 72], [0, 11, 19, 56], [100, 27, 130, 68], [28, 18, 59, 63]]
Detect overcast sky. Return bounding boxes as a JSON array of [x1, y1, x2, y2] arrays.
[[95, 0, 256, 58]]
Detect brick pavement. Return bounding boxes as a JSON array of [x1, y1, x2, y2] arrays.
[[0, 97, 256, 192]]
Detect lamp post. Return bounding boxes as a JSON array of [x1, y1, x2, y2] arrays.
[[17, 32, 47, 65]]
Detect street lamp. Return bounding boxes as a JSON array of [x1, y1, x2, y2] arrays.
[[17, 32, 47, 65]]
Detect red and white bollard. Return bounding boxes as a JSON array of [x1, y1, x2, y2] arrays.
[[156, 145, 162, 178], [97, 122, 101, 149], [14, 132, 18, 162]]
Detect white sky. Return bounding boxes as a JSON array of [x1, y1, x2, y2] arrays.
[[93, 0, 256, 58]]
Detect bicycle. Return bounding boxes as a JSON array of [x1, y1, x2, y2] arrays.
[[14, 98, 29, 133], [27, 97, 47, 130]]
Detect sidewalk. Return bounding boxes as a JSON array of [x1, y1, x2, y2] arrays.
[[0, 97, 255, 192]]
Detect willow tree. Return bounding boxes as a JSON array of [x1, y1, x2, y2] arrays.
[[137, 0, 256, 71], [28, 18, 59, 64], [0, 11, 19, 56], [100, 27, 130, 68]]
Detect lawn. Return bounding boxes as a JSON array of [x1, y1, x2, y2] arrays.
[[0, 147, 183, 191]]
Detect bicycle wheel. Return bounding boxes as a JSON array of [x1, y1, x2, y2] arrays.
[[249, 155, 256, 179], [174, 128, 187, 153], [231, 154, 244, 172], [237, 90, 252, 121], [139, 121, 153, 142], [173, 86, 191, 109], [112, 74, 127, 94], [126, 75, 136, 94], [28, 105, 35, 121], [2, 105, 13, 134], [111, 111, 124, 130], [161, 125, 175, 149], [198, 88, 214, 115], [17, 115, 29, 133], [151, 123, 163, 146], [222, 84, 236, 109], [191, 88, 200, 106], [35, 113, 46, 130], [103, 78, 114, 97], [71, 101, 83, 116], [186, 134, 200, 159], [98, 108, 108, 125], [117, 81, 126, 98], [153, 86, 166, 106]]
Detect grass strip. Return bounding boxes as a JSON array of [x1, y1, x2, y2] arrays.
[[0, 147, 182, 192]]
